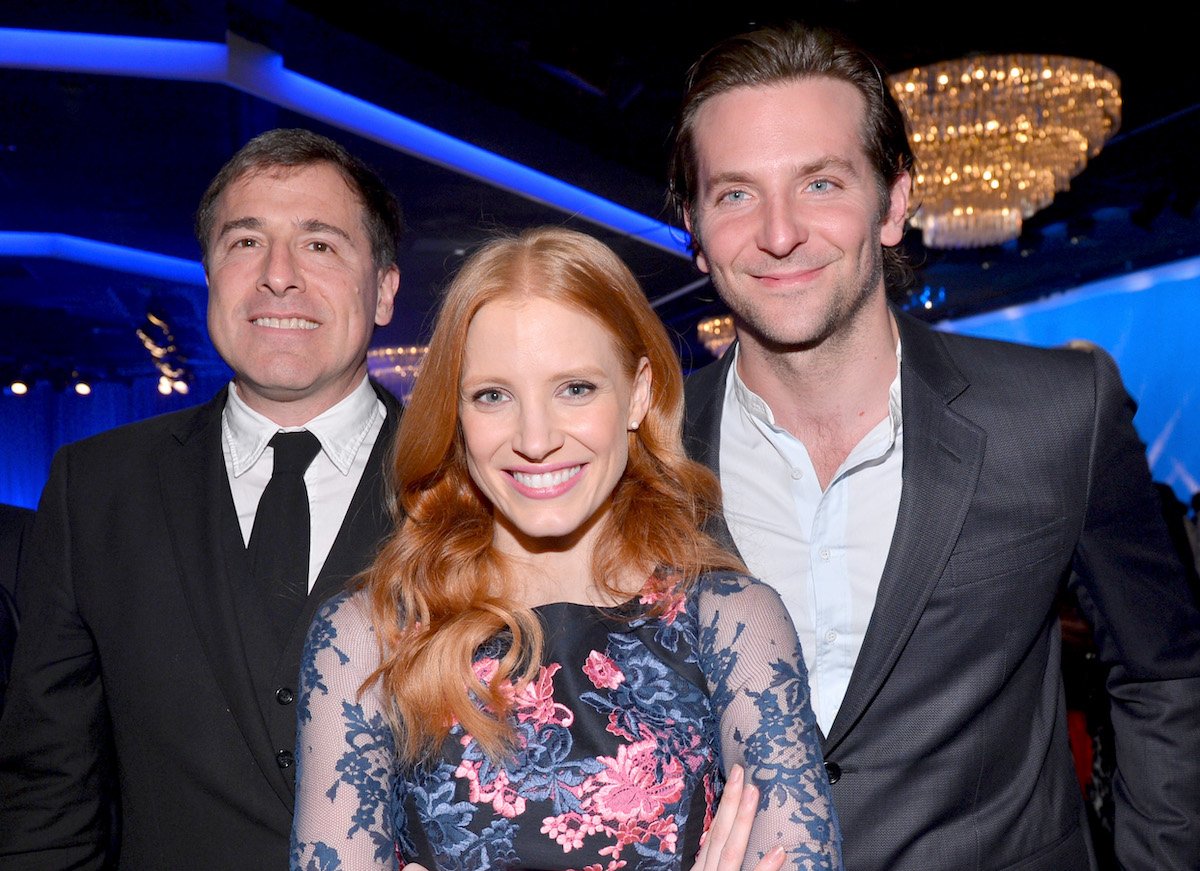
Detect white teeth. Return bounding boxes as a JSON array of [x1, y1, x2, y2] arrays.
[[253, 317, 318, 330], [512, 466, 581, 490]]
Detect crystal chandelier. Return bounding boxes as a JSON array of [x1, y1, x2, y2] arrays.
[[888, 55, 1121, 248], [366, 345, 428, 401], [697, 315, 735, 358]]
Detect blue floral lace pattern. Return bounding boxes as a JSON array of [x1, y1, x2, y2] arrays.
[[291, 573, 843, 870]]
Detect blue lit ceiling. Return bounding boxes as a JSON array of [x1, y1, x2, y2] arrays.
[[1, 2, 1197, 388]]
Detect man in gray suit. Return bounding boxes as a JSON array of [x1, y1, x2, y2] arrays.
[[671, 24, 1200, 870]]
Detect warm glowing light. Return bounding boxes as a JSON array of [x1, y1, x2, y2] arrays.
[[697, 315, 736, 358], [10, 380, 28, 395], [366, 345, 429, 401], [889, 55, 1120, 248]]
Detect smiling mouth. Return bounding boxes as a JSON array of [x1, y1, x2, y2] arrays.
[[511, 465, 582, 490], [252, 317, 319, 330], [752, 265, 826, 283]]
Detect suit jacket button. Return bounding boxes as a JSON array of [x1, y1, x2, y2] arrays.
[[825, 761, 841, 783], [276, 749, 294, 769], [275, 686, 296, 705]]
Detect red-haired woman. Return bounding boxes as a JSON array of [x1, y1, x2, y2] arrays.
[[291, 227, 842, 870]]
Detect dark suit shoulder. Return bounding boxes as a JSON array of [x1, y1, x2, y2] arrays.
[[684, 355, 731, 396], [937, 326, 1094, 376], [900, 313, 1100, 404], [58, 392, 225, 462], [683, 352, 734, 425], [682, 353, 734, 469]]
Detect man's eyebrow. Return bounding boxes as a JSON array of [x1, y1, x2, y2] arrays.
[[215, 216, 262, 239], [299, 219, 352, 242], [702, 155, 862, 191], [804, 155, 859, 177], [213, 217, 354, 244]]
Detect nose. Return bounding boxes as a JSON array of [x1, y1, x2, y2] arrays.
[[259, 244, 303, 296], [755, 193, 808, 258], [512, 401, 565, 461]]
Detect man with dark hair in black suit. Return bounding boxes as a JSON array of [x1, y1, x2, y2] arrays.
[[672, 23, 1200, 871], [0, 128, 402, 870]]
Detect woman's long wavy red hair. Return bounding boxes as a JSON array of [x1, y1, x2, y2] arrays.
[[363, 226, 742, 763]]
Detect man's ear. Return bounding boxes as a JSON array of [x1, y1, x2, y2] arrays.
[[375, 265, 400, 326], [683, 208, 710, 274], [880, 171, 911, 248]]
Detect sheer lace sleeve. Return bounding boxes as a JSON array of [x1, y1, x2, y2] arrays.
[[694, 572, 843, 871], [291, 591, 398, 870]]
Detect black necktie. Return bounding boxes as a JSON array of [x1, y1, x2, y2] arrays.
[[247, 430, 322, 647]]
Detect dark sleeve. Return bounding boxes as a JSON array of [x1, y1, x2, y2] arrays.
[[1069, 350, 1200, 870], [0, 447, 115, 870]]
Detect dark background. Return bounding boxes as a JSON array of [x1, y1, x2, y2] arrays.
[[1, 2, 1196, 389]]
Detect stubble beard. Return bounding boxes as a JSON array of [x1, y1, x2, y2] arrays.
[[714, 247, 886, 358]]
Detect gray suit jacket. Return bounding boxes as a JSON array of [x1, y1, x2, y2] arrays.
[[0, 384, 400, 870], [684, 312, 1200, 870]]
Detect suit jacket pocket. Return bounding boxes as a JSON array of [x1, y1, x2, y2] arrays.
[[946, 517, 1066, 588]]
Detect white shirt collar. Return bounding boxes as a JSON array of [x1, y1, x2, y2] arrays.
[[729, 340, 904, 442], [222, 376, 384, 477]]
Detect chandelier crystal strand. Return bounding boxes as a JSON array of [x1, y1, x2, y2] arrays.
[[889, 55, 1121, 248], [366, 345, 429, 401], [697, 315, 735, 358]]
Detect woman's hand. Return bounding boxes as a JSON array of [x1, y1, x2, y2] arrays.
[[692, 764, 786, 871]]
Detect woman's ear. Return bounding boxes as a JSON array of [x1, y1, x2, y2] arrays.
[[629, 357, 652, 430]]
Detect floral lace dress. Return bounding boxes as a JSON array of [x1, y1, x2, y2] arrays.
[[291, 572, 842, 871]]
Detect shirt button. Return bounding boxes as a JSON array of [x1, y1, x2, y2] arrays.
[[790, 468, 803, 480], [819, 547, 831, 561], [825, 629, 838, 643], [276, 749, 294, 769], [275, 686, 295, 705]]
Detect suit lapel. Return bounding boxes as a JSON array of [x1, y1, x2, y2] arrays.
[[159, 390, 287, 800], [299, 388, 398, 630], [824, 314, 986, 751], [683, 349, 742, 558]]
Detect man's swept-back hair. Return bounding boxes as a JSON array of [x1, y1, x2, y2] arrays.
[[194, 127, 402, 272], [668, 22, 916, 290], [362, 226, 743, 763]]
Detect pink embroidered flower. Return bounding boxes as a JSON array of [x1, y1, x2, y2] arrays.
[[605, 710, 636, 742], [639, 585, 687, 624], [583, 651, 625, 689], [472, 656, 499, 684], [698, 770, 718, 845], [644, 815, 679, 853], [455, 758, 526, 818], [541, 811, 605, 853], [591, 739, 684, 821], [513, 663, 573, 726]]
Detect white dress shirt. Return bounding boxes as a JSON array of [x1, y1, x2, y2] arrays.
[[719, 343, 904, 735], [222, 376, 386, 592]]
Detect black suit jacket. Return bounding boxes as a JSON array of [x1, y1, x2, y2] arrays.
[[0, 504, 34, 714], [684, 313, 1200, 871], [0, 385, 400, 870]]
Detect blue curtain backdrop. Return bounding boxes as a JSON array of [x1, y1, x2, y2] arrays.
[[2, 256, 1198, 509], [0, 369, 230, 509]]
